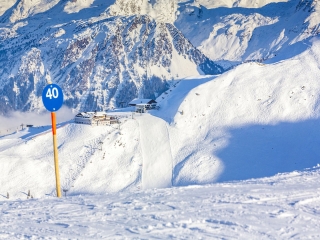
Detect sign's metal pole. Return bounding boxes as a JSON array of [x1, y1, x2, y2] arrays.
[[51, 112, 61, 197]]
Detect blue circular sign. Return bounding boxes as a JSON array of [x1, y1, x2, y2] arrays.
[[42, 84, 64, 112]]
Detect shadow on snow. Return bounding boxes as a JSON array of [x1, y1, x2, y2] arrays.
[[216, 118, 320, 182]]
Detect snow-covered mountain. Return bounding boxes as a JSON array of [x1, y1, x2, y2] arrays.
[[1, 1, 320, 237], [175, 0, 320, 65], [0, 0, 222, 113], [2, 0, 320, 113], [1, 35, 320, 237], [109, 0, 177, 23], [2, 36, 320, 196]]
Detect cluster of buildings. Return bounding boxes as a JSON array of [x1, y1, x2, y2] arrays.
[[74, 98, 158, 126], [74, 112, 118, 126]]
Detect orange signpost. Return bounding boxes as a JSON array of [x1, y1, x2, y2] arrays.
[[51, 112, 61, 197], [42, 84, 64, 197]]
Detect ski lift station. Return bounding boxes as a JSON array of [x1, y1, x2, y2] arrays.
[[75, 112, 119, 126], [128, 99, 157, 113]]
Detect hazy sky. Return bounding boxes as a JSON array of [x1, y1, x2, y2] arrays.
[[0, 106, 75, 135]]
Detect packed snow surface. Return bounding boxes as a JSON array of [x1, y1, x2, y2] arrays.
[[0, 169, 319, 239], [1, 16, 320, 240]]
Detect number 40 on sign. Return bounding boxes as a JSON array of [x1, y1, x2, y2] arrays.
[[46, 87, 59, 99], [42, 84, 63, 112]]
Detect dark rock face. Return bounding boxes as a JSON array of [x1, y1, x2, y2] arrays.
[[0, 14, 223, 114], [165, 23, 223, 74]]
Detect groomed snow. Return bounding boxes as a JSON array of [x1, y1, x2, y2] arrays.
[[0, 168, 319, 238]]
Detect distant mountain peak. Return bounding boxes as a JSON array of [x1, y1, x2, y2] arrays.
[[108, 0, 178, 23], [0, 10, 223, 113]]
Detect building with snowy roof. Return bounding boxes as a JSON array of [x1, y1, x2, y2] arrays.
[[128, 99, 157, 113], [75, 112, 118, 126]]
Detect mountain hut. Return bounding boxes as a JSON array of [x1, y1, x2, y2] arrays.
[[75, 112, 118, 126], [128, 99, 157, 113]]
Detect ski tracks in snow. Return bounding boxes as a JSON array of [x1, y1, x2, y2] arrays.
[[1, 170, 320, 239], [137, 114, 173, 189], [61, 135, 107, 193], [59, 124, 116, 194]]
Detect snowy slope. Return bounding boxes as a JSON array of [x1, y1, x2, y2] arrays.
[[0, 168, 319, 239], [109, 0, 177, 23], [161, 37, 320, 183], [1, 18, 320, 240], [0, 0, 177, 23], [64, 0, 95, 14], [2, 37, 320, 200], [177, 0, 289, 9], [0, 0, 16, 17], [138, 114, 173, 189]]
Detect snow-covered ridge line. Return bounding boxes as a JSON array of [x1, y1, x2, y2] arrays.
[[108, 0, 177, 23], [180, 0, 289, 9], [176, 0, 320, 63]]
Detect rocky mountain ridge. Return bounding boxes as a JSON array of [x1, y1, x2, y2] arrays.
[[1, 0, 320, 113], [0, 4, 222, 113]]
